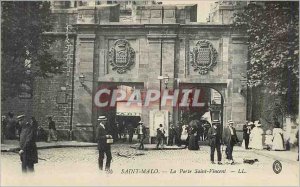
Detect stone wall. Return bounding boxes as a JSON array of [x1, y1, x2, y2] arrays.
[[89, 22, 247, 134], [208, 2, 248, 24], [32, 35, 75, 140], [31, 9, 77, 140], [51, 9, 77, 32], [1, 9, 77, 138], [134, 4, 197, 24], [2, 4, 249, 142]]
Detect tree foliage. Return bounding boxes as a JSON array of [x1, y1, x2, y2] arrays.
[[1, 1, 63, 99], [234, 2, 299, 115]]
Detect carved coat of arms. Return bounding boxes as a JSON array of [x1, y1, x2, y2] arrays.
[[189, 40, 218, 75], [108, 39, 135, 74]]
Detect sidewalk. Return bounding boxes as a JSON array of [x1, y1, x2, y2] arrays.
[[252, 148, 299, 163], [1, 140, 97, 152], [1, 140, 186, 152], [130, 143, 186, 150], [2, 140, 298, 164]]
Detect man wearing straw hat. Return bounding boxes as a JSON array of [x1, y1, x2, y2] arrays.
[[96, 116, 113, 172], [137, 120, 147, 150], [16, 114, 26, 140], [223, 120, 239, 164]]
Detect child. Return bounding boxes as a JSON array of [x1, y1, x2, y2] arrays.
[[265, 129, 273, 151]]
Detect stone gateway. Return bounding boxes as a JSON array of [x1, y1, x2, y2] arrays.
[[4, 2, 248, 142]]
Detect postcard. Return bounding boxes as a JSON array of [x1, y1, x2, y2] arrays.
[[1, 0, 299, 186]]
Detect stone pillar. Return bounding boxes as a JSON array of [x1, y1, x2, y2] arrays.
[[161, 38, 176, 126], [147, 32, 177, 141], [220, 88, 227, 130], [145, 37, 161, 143], [145, 36, 161, 111], [223, 37, 232, 123], [72, 33, 96, 142], [231, 35, 248, 125], [173, 37, 181, 126]]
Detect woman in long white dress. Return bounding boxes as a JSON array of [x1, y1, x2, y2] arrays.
[[272, 122, 285, 151], [181, 124, 189, 147], [264, 129, 273, 150], [248, 122, 254, 149], [250, 121, 264, 150]]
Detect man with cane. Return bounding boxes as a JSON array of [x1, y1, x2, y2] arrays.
[[223, 120, 239, 165]]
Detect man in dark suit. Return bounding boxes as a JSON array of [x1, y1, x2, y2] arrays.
[[207, 120, 222, 164], [175, 122, 182, 146], [156, 124, 165, 149], [96, 116, 113, 172], [168, 125, 176, 146], [6, 112, 17, 140], [19, 117, 38, 172], [243, 121, 252, 149], [127, 122, 134, 143], [137, 121, 147, 150], [223, 120, 239, 165]]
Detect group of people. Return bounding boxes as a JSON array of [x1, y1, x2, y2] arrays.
[[8, 113, 298, 174], [106, 119, 211, 150], [1, 112, 59, 173], [207, 120, 239, 165], [106, 121, 143, 144], [96, 116, 151, 172], [178, 123, 201, 150], [1, 112, 58, 142], [166, 122, 199, 150], [2, 112, 25, 140], [159, 119, 242, 165], [95, 116, 174, 173], [243, 120, 285, 151], [112, 121, 134, 143], [2, 114, 40, 172]]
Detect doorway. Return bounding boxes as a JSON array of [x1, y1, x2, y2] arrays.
[[96, 82, 144, 143], [178, 83, 224, 145]]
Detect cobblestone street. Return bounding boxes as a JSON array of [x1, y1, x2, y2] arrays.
[[1, 144, 299, 186]]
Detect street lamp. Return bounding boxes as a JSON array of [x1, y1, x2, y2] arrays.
[[157, 74, 169, 110], [79, 73, 85, 86], [158, 74, 169, 89], [163, 76, 169, 89]]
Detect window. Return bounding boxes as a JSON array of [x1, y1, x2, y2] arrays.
[[56, 91, 68, 104]]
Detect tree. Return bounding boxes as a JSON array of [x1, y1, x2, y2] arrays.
[[1, 1, 63, 99], [234, 2, 299, 116]]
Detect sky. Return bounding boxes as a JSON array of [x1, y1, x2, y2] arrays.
[[160, 0, 214, 22]]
